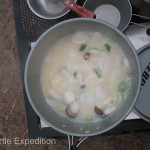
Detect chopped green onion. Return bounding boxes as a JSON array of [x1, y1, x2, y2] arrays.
[[79, 44, 86, 51], [104, 43, 111, 52], [94, 68, 101, 78], [118, 81, 127, 92], [73, 71, 77, 78]]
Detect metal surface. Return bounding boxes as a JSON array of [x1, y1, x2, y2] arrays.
[[24, 18, 141, 137], [27, 0, 77, 19], [134, 44, 150, 123], [124, 22, 150, 50], [83, 0, 132, 32]]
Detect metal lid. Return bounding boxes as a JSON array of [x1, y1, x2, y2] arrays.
[[133, 44, 150, 123]]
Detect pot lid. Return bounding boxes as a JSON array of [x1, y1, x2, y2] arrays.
[[133, 43, 150, 123]]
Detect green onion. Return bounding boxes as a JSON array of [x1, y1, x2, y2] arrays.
[[73, 71, 77, 78], [79, 44, 86, 51], [118, 81, 127, 92], [104, 43, 111, 52], [94, 68, 101, 78]]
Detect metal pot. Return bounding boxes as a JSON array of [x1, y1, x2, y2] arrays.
[[27, 0, 77, 19], [64, 0, 132, 31], [64, 0, 150, 33], [83, 0, 132, 32], [25, 18, 141, 137]]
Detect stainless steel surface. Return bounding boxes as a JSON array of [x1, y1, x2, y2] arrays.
[[124, 22, 150, 50], [83, 0, 132, 32], [27, 0, 77, 19], [25, 18, 141, 136]]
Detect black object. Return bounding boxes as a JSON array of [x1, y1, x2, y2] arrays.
[[146, 28, 150, 36], [12, 0, 150, 139], [130, 0, 150, 18]]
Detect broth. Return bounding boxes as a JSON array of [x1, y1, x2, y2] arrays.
[[40, 31, 132, 123]]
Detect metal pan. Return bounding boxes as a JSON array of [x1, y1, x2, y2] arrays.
[[83, 0, 132, 32], [27, 0, 77, 19], [64, 0, 132, 32], [25, 18, 141, 137], [65, 0, 150, 32]]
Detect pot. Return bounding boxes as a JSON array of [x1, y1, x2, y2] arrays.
[[64, 0, 150, 33], [64, 0, 132, 31], [25, 18, 141, 137], [83, 0, 132, 32], [27, 0, 77, 19]]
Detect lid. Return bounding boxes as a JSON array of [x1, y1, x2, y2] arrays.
[[133, 43, 150, 123]]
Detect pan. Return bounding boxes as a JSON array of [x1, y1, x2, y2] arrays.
[[64, 0, 132, 31], [27, 0, 77, 19], [64, 0, 150, 32], [25, 18, 141, 139], [83, 0, 132, 32]]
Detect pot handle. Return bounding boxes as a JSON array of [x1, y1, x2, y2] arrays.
[[64, 0, 96, 18]]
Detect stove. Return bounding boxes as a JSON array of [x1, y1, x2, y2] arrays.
[[12, 0, 150, 138]]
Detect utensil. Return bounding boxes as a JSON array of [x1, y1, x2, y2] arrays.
[[27, 0, 77, 19], [64, 0, 96, 18], [25, 18, 141, 137]]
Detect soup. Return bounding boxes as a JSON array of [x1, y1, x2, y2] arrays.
[[40, 31, 132, 123]]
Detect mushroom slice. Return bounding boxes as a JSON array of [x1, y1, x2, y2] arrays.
[[94, 106, 104, 115], [80, 85, 86, 88], [84, 52, 91, 60]]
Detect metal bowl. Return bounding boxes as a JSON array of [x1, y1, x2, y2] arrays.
[[83, 0, 132, 32], [25, 18, 141, 136], [27, 0, 77, 19]]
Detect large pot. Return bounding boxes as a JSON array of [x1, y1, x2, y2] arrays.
[[25, 18, 141, 137]]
